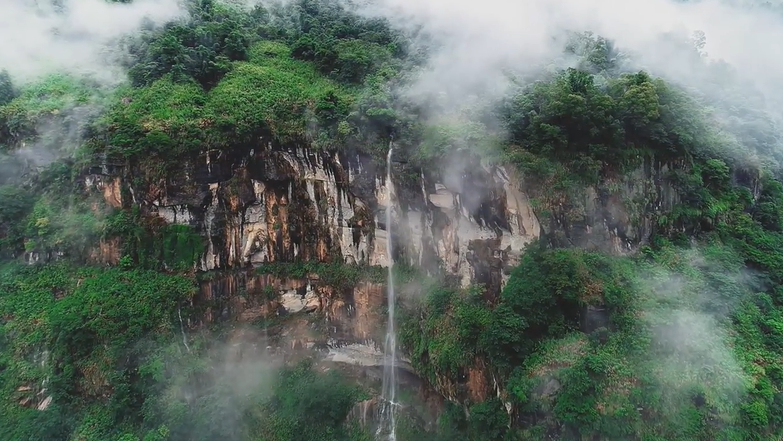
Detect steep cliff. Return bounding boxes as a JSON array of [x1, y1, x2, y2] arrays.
[[80, 141, 544, 419], [79, 112, 763, 434], [85, 144, 541, 276]]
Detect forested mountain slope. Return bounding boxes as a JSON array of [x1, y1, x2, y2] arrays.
[[2, 1, 783, 441]]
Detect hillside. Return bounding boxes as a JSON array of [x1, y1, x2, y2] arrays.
[[2, 1, 783, 441]]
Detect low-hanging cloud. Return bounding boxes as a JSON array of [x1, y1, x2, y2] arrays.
[[0, 0, 186, 86], [354, 0, 783, 120], [0, 0, 188, 181], [631, 247, 761, 418]]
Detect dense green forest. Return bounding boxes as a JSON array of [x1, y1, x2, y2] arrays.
[[2, 0, 783, 440]]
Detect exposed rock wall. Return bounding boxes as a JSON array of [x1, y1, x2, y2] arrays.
[[194, 270, 387, 347], [80, 143, 727, 416], [84, 143, 543, 298], [535, 158, 684, 254], [396, 160, 541, 294]]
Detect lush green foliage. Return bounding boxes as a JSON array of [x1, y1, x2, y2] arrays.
[[0, 264, 195, 440], [3, 0, 783, 440], [402, 234, 783, 440], [0, 75, 89, 143], [396, 27, 783, 441], [127, 0, 252, 89], [0, 263, 373, 441], [105, 207, 204, 271], [0, 70, 16, 107], [87, 0, 419, 175], [254, 261, 419, 291], [0, 184, 35, 254]]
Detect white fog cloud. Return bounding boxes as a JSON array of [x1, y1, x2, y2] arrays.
[[0, 0, 186, 85], [355, 0, 783, 113]]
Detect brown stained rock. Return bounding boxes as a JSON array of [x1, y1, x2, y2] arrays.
[[88, 237, 121, 266], [324, 282, 384, 343], [108, 177, 123, 207], [195, 271, 386, 346], [467, 357, 491, 403], [466, 238, 505, 302]]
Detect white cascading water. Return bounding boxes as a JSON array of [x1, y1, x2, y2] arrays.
[[177, 305, 190, 353], [377, 142, 398, 441]]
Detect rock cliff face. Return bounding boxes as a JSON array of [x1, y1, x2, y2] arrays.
[[85, 143, 545, 291], [80, 143, 717, 414], [84, 146, 711, 285], [195, 270, 386, 350], [523, 157, 686, 254]]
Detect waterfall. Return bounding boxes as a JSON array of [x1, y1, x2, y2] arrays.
[[263, 289, 271, 356], [178, 305, 191, 353], [377, 142, 398, 441]]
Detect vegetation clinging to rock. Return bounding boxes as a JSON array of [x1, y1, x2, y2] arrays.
[[2, 0, 783, 441]]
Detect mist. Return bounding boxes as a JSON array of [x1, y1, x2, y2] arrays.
[[633, 247, 760, 420], [354, 0, 783, 106], [346, 0, 783, 177], [0, 0, 189, 182], [0, 0, 186, 86]]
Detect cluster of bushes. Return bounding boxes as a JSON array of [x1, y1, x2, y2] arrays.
[[95, 0, 420, 171], [0, 262, 374, 441]]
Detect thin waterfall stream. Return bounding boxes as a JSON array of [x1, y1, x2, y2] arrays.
[[177, 305, 190, 353], [377, 142, 398, 441]]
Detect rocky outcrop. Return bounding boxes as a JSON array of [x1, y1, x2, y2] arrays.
[[84, 143, 543, 298], [82, 142, 741, 420], [14, 348, 52, 412], [82, 143, 731, 286], [395, 159, 541, 295], [528, 157, 686, 254], [194, 270, 386, 344]]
